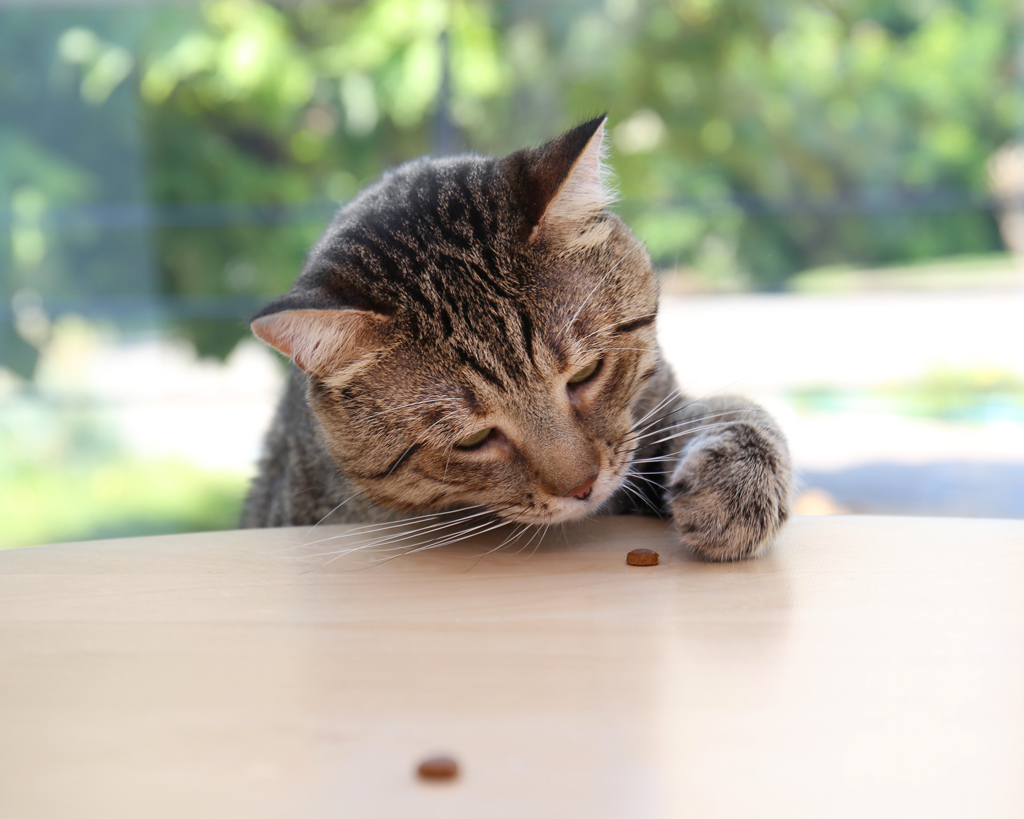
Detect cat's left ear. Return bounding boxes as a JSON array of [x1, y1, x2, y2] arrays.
[[505, 114, 616, 245], [250, 303, 387, 377]]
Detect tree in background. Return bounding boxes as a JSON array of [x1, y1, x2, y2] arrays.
[[2, 0, 1022, 372]]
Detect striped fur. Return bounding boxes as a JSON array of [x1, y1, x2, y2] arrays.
[[242, 117, 792, 561]]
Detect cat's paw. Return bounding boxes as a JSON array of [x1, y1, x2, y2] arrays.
[[666, 421, 791, 561]]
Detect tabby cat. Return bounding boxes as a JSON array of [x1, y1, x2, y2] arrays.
[[242, 116, 791, 561]]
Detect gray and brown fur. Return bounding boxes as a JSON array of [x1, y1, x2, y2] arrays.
[[242, 116, 791, 561]]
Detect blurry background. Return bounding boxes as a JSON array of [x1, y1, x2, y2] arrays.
[[2, 0, 1023, 548]]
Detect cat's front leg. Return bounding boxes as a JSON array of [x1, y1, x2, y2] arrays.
[[664, 397, 792, 561]]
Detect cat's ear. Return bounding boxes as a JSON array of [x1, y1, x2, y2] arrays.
[[251, 307, 386, 377], [507, 114, 616, 244]]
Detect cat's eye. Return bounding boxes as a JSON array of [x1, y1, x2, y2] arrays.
[[455, 427, 493, 449], [568, 359, 601, 385]]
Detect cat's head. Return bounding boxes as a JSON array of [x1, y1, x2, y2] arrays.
[[252, 116, 660, 524]]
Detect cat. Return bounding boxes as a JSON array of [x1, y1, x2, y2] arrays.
[[241, 115, 791, 561]]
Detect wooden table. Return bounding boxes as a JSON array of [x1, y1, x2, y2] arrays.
[[1, 515, 1022, 818]]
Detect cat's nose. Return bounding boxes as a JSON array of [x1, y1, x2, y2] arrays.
[[566, 475, 597, 501]]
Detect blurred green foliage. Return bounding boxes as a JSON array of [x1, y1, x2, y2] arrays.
[[2, 0, 1023, 370], [790, 367, 1024, 423], [0, 392, 245, 549], [0, 456, 246, 549]]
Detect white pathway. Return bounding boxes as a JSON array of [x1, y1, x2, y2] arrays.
[[658, 290, 1024, 517], [19, 289, 1024, 517]]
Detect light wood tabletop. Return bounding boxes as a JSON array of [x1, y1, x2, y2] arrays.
[[1, 515, 1022, 818]]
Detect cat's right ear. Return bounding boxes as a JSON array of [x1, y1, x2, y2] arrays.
[[505, 114, 616, 245], [251, 308, 386, 377]]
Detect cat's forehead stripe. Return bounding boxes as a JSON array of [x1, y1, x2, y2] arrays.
[[519, 312, 536, 366], [452, 344, 510, 391]]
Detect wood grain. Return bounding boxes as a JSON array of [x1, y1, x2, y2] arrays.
[[1, 515, 1022, 818]]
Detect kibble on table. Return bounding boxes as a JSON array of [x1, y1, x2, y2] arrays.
[[417, 755, 459, 781], [626, 548, 659, 566]]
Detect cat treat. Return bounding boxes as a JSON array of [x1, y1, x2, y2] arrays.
[[244, 115, 792, 562], [417, 755, 459, 781], [626, 548, 659, 566]]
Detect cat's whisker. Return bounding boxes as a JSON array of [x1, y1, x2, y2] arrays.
[[367, 503, 516, 550], [492, 520, 530, 555], [311, 506, 517, 569], [629, 396, 715, 438], [501, 522, 533, 553], [629, 379, 764, 439], [388, 513, 518, 559], [628, 457, 679, 465], [628, 417, 768, 452], [463, 513, 532, 570], [625, 405, 770, 448], [506, 522, 540, 556], [619, 477, 663, 516], [626, 467, 667, 491], [625, 408, 770, 447], [624, 425, 741, 464], [630, 382, 689, 431], [525, 524, 551, 559], [290, 487, 370, 549], [323, 508, 509, 557], [622, 420, 758, 465], [510, 523, 546, 556], [441, 445, 455, 484], [301, 505, 499, 557], [321, 507, 477, 543], [300, 503, 491, 549]]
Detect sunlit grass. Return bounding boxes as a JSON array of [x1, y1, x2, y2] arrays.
[[0, 458, 247, 550], [789, 368, 1024, 424]]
